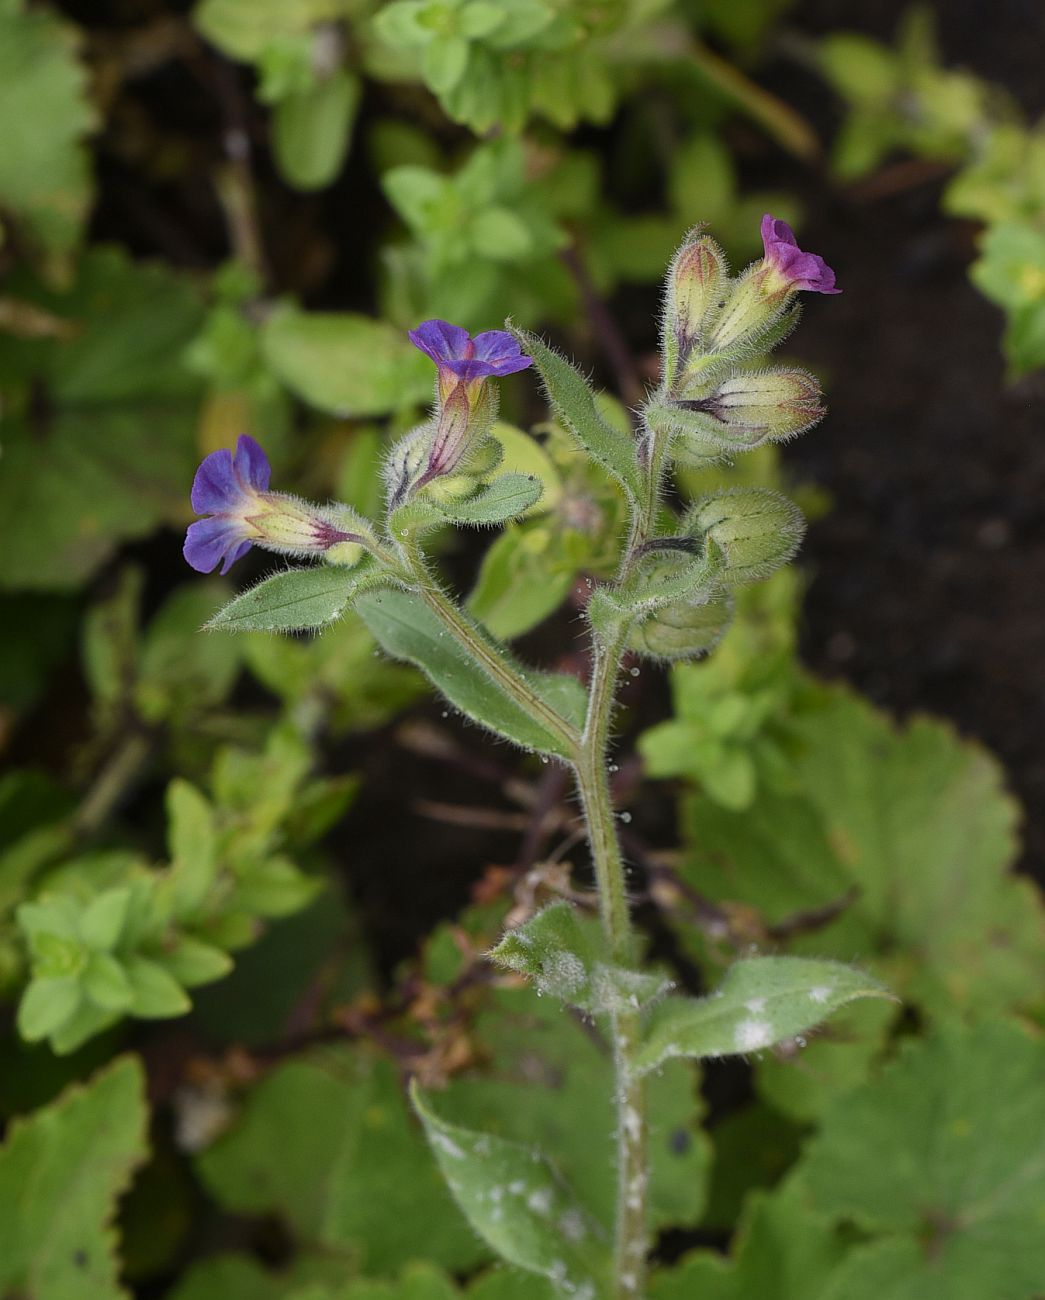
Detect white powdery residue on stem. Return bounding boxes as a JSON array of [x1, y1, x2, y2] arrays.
[[808, 985, 832, 1003], [744, 996, 767, 1013], [623, 1105, 642, 1143]]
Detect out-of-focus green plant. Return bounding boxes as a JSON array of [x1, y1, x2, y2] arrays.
[[821, 7, 1045, 375]]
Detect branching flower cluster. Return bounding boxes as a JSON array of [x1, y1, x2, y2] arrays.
[[184, 215, 878, 1300]]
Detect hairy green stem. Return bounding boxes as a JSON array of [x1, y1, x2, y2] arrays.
[[576, 625, 647, 1299]]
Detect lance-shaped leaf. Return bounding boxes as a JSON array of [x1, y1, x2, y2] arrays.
[[512, 327, 640, 501], [207, 564, 381, 633], [411, 1083, 610, 1298], [0, 1056, 149, 1299], [356, 589, 583, 758], [635, 957, 891, 1075], [439, 474, 543, 527], [490, 902, 669, 1015]]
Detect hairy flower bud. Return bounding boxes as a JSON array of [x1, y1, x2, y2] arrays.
[[665, 233, 728, 379], [681, 368, 823, 443], [688, 488, 805, 586], [628, 589, 734, 661]]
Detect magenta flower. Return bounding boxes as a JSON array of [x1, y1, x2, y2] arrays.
[[409, 319, 532, 401], [760, 215, 841, 295], [184, 435, 362, 574]]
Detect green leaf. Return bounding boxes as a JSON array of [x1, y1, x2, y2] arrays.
[[438, 473, 543, 526], [78, 885, 132, 951], [16, 975, 82, 1042], [468, 525, 578, 640], [411, 1082, 611, 1295], [125, 956, 192, 1018], [635, 957, 890, 1075], [197, 1049, 486, 1274], [233, 855, 321, 918], [437, 983, 711, 1242], [272, 69, 361, 191], [490, 902, 668, 1014], [0, 415, 200, 593], [356, 588, 583, 757], [803, 1021, 1045, 1300], [82, 951, 134, 1011], [260, 305, 433, 416], [511, 328, 640, 500], [0, 2, 94, 261], [166, 778, 218, 916], [207, 564, 378, 633], [651, 1175, 847, 1300], [155, 936, 233, 988], [675, 681, 1045, 1023], [0, 1056, 149, 1299], [136, 582, 241, 721], [423, 34, 470, 95]]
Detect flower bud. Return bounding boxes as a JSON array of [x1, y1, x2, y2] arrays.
[[688, 487, 805, 586], [628, 590, 734, 661], [705, 267, 788, 353], [665, 233, 728, 368], [681, 368, 823, 443]]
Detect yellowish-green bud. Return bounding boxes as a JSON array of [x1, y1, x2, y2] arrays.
[[689, 487, 805, 586]]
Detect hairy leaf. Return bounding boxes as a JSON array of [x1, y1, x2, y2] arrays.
[[207, 564, 378, 632], [511, 328, 640, 500], [412, 1083, 611, 1296], [635, 957, 890, 1074], [356, 588, 583, 757]]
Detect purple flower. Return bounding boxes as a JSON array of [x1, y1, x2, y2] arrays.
[[760, 215, 841, 295], [184, 435, 270, 574], [184, 434, 363, 574], [409, 319, 532, 400]]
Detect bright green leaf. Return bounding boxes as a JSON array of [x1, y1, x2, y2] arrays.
[[0, 1056, 149, 1298], [272, 69, 361, 191], [261, 304, 433, 416]]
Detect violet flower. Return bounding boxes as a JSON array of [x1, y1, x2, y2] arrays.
[[408, 320, 532, 402], [184, 434, 364, 574], [760, 215, 841, 296]]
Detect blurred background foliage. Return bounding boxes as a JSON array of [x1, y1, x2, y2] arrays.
[[1, 0, 1044, 1297]]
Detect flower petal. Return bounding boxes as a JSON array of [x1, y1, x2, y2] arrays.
[[190, 448, 238, 514], [183, 516, 253, 574], [761, 213, 840, 295], [408, 319, 472, 364], [233, 434, 271, 492]]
